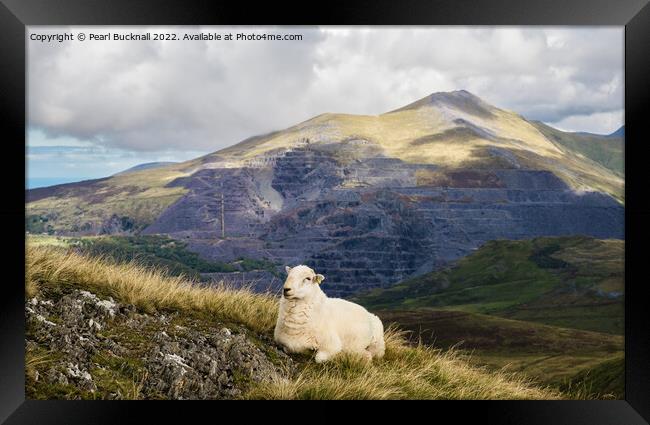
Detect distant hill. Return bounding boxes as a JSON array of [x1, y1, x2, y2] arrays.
[[531, 122, 624, 177], [353, 236, 624, 335], [354, 235, 625, 398], [114, 162, 178, 176], [608, 126, 625, 138]]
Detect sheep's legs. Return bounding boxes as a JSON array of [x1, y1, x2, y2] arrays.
[[315, 350, 334, 363], [367, 340, 385, 359], [315, 336, 342, 363]]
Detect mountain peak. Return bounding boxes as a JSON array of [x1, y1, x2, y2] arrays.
[[431, 89, 478, 99], [385, 89, 495, 118]]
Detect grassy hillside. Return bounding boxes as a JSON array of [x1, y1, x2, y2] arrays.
[[560, 355, 624, 399], [354, 236, 624, 335], [532, 121, 624, 177], [377, 310, 623, 398], [26, 234, 279, 282], [26, 165, 191, 234], [353, 235, 625, 398], [26, 243, 558, 400]]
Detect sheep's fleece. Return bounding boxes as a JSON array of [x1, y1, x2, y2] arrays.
[[274, 265, 385, 363]]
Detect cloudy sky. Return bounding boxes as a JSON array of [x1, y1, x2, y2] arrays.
[[27, 26, 624, 187]]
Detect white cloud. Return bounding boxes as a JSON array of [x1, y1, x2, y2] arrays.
[[28, 25, 624, 158], [549, 110, 624, 134]]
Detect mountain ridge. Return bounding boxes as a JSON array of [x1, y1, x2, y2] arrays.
[[114, 161, 179, 176]]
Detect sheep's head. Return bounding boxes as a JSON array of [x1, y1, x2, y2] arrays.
[[282, 265, 325, 300]]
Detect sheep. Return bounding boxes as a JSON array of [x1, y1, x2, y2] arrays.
[[274, 265, 385, 363]]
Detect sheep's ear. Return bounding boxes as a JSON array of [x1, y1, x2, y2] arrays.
[[314, 274, 325, 284], [285, 266, 292, 274]]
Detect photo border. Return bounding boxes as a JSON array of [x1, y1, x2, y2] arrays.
[[2, 0, 649, 423]]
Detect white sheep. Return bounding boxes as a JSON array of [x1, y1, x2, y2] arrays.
[[274, 265, 385, 363]]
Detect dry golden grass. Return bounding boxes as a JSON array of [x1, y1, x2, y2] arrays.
[[26, 245, 278, 333], [247, 326, 558, 400], [26, 244, 559, 400]]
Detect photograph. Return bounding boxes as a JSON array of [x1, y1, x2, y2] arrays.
[[23, 25, 627, 401]]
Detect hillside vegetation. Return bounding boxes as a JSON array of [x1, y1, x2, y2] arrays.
[[354, 236, 624, 335], [532, 121, 624, 177], [26, 244, 558, 400]]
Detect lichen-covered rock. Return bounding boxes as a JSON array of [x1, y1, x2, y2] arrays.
[[26, 289, 294, 400]]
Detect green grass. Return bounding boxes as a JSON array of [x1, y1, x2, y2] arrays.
[[354, 236, 624, 335], [25, 234, 75, 248], [74, 235, 237, 279], [26, 214, 55, 235], [559, 354, 624, 399], [532, 121, 624, 176], [352, 236, 625, 398]]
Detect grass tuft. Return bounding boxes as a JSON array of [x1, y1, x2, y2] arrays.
[[246, 326, 558, 400], [26, 245, 278, 333]]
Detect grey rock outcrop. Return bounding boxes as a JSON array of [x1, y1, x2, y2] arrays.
[[26, 289, 293, 400]]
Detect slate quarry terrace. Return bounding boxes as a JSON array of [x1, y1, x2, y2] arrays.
[[141, 146, 623, 297]]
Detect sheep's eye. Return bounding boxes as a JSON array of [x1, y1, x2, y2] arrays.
[[305, 277, 311, 281]]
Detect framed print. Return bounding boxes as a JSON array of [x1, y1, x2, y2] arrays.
[[1, 0, 649, 423]]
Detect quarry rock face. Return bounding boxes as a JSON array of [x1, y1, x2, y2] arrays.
[[140, 146, 624, 297]]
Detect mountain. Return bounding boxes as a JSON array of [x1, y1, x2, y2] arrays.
[[114, 161, 178, 176], [26, 90, 624, 296]]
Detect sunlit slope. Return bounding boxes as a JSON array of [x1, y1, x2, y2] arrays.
[[531, 121, 624, 177], [26, 165, 192, 233], [201, 90, 563, 165], [196, 90, 623, 199]]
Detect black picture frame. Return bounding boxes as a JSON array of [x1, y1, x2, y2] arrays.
[[2, 0, 649, 423]]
